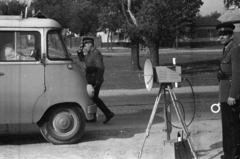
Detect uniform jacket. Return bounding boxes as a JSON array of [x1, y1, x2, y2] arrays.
[[78, 48, 105, 85], [219, 40, 240, 102]]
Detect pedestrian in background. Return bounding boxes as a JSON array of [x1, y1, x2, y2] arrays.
[[77, 37, 114, 124], [216, 22, 240, 159]]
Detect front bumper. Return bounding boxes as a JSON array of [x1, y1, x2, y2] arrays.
[[87, 103, 97, 114]]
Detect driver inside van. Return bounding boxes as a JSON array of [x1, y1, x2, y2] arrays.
[[3, 43, 34, 61]]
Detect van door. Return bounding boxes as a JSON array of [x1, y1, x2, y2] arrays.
[[0, 31, 44, 124]]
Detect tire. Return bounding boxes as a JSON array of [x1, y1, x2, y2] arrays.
[[38, 105, 86, 144]]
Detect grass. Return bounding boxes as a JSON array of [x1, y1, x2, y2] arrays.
[[70, 47, 222, 90], [101, 50, 222, 90]]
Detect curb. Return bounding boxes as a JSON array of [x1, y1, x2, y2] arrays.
[[100, 85, 218, 97], [68, 48, 222, 56]]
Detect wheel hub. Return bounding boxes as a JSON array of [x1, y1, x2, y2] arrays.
[[53, 112, 74, 133]]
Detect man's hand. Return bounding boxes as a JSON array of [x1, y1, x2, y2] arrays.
[[227, 97, 236, 105]]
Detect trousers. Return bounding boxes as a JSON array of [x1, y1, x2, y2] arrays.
[[221, 102, 240, 159], [93, 83, 112, 116]]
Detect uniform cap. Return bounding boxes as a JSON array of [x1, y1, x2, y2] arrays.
[[216, 22, 235, 33], [82, 37, 94, 44]]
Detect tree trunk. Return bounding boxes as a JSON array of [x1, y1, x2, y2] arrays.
[[110, 31, 113, 50], [107, 31, 109, 50], [130, 38, 141, 71], [175, 34, 178, 49], [148, 41, 159, 66]]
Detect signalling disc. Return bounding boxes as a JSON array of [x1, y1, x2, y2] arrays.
[[144, 59, 154, 91]]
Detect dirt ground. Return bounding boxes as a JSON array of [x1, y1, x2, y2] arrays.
[[0, 88, 222, 159], [0, 117, 222, 159], [0, 91, 223, 159]]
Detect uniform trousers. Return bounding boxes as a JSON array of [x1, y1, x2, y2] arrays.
[[93, 83, 112, 116], [221, 102, 240, 159]]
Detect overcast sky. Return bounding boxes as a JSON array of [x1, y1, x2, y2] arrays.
[[200, 0, 225, 16]]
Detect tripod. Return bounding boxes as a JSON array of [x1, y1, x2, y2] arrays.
[[138, 83, 198, 159]]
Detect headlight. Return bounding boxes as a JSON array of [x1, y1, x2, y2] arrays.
[[87, 84, 95, 99]]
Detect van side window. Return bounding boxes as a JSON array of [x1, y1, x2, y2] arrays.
[[0, 31, 41, 61], [47, 30, 70, 60]]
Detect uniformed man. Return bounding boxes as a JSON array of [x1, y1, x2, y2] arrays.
[[77, 37, 114, 124], [216, 22, 240, 159]]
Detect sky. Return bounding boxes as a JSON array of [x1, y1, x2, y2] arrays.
[[200, 0, 225, 16]]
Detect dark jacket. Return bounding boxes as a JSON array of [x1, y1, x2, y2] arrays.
[[78, 48, 105, 85], [219, 41, 240, 102]]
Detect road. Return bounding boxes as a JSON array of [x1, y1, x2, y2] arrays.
[[0, 91, 223, 159]]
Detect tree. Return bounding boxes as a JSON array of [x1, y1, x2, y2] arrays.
[[68, 0, 99, 36], [96, 0, 142, 70], [31, 0, 99, 36], [224, 0, 240, 8], [97, 0, 124, 50], [31, 0, 72, 28], [196, 11, 221, 26], [121, 0, 143, 70], [0, 1, 27, 15], [122, 0, 203, 66]]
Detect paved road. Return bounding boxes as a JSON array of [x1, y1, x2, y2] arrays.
[[0, 91, 221, 159], [100, 85, 219, 96]]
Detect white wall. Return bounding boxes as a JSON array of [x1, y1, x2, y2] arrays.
[[97, 31, 130, 43]]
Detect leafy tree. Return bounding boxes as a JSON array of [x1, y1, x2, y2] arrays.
[[96, 0, 123, 49], [96, 0, 142, 70], [196, 11, 221, 26], [31, 0, 99, 35], [224, 0, 240, 8], [31, 0, 72, 28], [0, 1, 27, 15], [120, 0, 143, 70], [122, 0, 203, 66], [68, 0, 99, 36]]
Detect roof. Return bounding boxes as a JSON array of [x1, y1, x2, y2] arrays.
[[218, 8, 240, 23], [0, 15, 62, 29]]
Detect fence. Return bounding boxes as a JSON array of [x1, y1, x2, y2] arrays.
[[64, 36, 102, 48]]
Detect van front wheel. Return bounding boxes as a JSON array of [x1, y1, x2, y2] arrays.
[[38, 106, 86, 144]]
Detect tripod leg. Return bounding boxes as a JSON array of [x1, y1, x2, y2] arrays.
[[167, 85, 198, 159], [164, 87, 172, 140], [138, 86, 163, 159]]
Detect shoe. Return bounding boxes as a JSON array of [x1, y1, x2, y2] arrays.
[[103, 112, 114, 124]]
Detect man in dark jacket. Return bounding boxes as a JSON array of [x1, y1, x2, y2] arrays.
[[78, 37, 114, 124], [217, 22, 240, 159]]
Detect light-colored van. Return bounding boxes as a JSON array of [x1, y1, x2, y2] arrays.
[[0, 14, 97, 144]]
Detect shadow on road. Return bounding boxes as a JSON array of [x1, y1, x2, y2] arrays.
[[81, 108, 164, 143], [0, 132, 47, 145], [196, 141, 222, 159]]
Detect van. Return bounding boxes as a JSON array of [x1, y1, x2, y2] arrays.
[[0, 14, 97, 144]]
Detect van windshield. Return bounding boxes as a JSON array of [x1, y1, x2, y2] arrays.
[[47, 30, 70, 60]]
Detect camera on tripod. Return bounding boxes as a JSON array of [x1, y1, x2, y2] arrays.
[[143, 58, 182, 91]]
